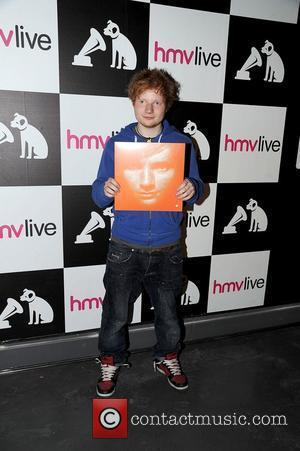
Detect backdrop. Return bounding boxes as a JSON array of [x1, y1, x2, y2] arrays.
[[0, 0, 299, 342]]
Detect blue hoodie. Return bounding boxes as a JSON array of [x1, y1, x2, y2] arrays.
[[92, 119, 204, 247]]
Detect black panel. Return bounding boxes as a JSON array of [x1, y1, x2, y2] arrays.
[[0, 91, 61, 186], [62, 186, 111, 267], [58, 0, 149, 96]]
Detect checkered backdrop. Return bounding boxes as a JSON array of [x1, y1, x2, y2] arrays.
[[0, 0, 299, 342]]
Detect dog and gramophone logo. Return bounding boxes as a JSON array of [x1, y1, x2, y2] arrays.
[[0, 113, 48, 160], [0, 269, 65, 341], [224, 15, 293, 106], [212, 183, 276, 255], [0, 289, 54, 331], [73, 20, 137, 71], [234, 39, 284, 84], [0, 91, 61, 186], [58, 1, 149, 95]]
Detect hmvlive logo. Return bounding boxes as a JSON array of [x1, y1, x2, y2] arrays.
[[213, 276, 265, 294]]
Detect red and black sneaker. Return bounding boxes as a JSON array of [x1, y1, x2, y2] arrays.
[[96, 355, 121, 397], [153, 352, 188, 391]]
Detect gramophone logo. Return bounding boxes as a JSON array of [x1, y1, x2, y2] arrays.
[[235, 40, 284, 83], [72, 20, 137, 70], [75, 207, 113, 244], [0, 122, 14, 152], [0, 113, 48, 159], [0, 288, 54, 329], [223, 198, 268, 234], [183, 120, 210, 160]]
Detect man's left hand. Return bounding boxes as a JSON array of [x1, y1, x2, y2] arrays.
[[176, 178, 195, 201]]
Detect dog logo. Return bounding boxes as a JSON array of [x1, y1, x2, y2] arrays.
[[20, 288, 54, 325], [261, 40, 284, 83], [104, 20, 137, 70], [183, 120, 210, 160], [10, 113, 48, 159], [246, 198, 268, 232]]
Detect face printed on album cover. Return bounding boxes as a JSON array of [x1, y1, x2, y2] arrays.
[[122, 144, 176, 205], [115, 142, 185, 211]]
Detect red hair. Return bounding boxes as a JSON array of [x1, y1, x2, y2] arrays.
[[127, 68, 180, 110]]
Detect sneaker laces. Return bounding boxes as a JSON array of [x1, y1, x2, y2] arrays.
[[163, 357, 182, 376], [100, 363, 118, 381], [95, 357, 118, 381]]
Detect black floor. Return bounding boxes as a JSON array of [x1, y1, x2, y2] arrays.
[[1, 324, 299, 451]]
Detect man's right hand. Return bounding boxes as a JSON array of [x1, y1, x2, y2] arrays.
[[104, 177, 120, 198]]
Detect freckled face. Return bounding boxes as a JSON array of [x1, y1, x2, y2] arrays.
[[133, 89, 167, 133]]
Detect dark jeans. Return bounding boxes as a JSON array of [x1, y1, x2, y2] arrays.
[[98, 239, 183, 364]]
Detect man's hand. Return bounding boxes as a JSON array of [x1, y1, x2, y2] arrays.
[[104, 177, 120, 198], [176, 178, 195, 201]]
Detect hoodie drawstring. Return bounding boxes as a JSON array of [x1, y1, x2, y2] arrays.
[[134, 130, 163, 143]]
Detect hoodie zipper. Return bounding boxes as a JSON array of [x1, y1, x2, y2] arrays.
[[149, 211, 152, 246], [134, 129, 163, 247]]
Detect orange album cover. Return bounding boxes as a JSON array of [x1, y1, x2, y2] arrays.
[[114, 142, 185, 211]]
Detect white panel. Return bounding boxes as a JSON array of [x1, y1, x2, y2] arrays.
[[64, 265, 105, 333], [185, 183, 217, 257], [0, 0, 59, 92], [207, 250, 270, 313], [231, 0, 300, 24], [0, 186, 63, 273], [64, 265, 141, 333], [218, 104, 286, 183], [149, 4, 229, 103], [60, 94, 136, 186]]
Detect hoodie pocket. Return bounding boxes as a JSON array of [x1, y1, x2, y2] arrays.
[[153, 211, 183, 228], [114, 211, 148, 230]]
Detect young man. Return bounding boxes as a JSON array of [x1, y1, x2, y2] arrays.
[[92, 68, 203, 397]]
